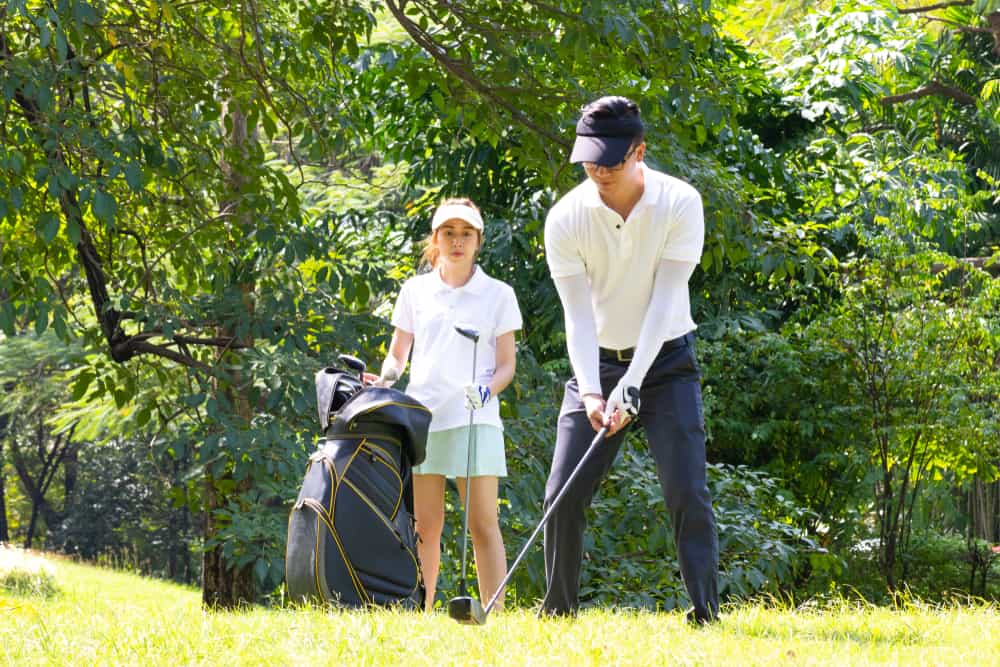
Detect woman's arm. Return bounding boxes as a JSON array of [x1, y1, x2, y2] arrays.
[[487, 330, 517, 397], [368, 328, 413, 386]]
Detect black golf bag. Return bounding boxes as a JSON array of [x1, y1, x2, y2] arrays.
[[285, 365, 431, 607]]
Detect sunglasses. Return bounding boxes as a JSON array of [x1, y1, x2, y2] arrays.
[[583, 144, 639, 173]]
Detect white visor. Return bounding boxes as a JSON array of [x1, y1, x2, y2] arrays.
[[431, 203, 484, 231]]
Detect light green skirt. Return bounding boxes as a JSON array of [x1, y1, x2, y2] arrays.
[[413, 424, 507, 478]]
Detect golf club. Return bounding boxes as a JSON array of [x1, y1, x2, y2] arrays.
[[448, 324, 487, 625], [338, 353, 366, 381], [457, 386, 641, 626]]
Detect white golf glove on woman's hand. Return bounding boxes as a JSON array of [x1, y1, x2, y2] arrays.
[[464, 384, 491, 410]]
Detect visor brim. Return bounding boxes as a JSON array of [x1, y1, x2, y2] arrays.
[[569, 135, 634, 166]]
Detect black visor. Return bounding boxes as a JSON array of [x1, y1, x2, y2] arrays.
[[569, 113, 643, 166]]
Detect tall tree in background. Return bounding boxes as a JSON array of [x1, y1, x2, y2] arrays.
[[0, 412, 10, 544]]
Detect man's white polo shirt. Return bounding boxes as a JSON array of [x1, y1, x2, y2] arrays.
[[392, 266, 522, 432], [544, 162, 704, 349]]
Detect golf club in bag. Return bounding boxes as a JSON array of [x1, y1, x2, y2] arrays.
[[451, 386, 641, 625], [285, 354, 432, 608], [448, 325, 487, 625]]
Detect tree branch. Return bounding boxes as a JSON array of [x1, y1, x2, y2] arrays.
[[384, 0, 570, 151], [880, 79, 977, 106], [898, 0, 971, 14]]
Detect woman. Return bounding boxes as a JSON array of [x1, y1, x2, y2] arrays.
[[372, 198, 521, 612]]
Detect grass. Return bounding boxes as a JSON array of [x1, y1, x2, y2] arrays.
[[2, 551, 999, 666]]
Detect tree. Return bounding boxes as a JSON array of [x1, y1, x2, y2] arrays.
[[1, 0, 380, 605], [0, 332, 87, 548], [0, 412, 10, 544]]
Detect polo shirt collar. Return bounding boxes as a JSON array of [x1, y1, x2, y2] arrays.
[[581, 162, 659, 214], [432, 264, 489, 294]]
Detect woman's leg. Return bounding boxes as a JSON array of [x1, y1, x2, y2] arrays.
[[413, 474, 446, 612], [456, 475, 507, 611]]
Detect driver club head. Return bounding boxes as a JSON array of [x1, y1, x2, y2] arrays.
[[453, 325, 480, 343], [448, 595, 487, 625], [337, 354, 366, 380]]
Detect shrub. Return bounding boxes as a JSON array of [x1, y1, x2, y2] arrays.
[[0, 546, 60, 598]]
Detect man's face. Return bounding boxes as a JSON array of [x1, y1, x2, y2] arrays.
[[581, 142, 645, 196]]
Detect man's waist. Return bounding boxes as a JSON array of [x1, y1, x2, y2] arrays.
[[599, 333, 690, 363]]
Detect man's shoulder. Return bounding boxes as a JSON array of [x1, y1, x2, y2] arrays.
[[546, 180, 594, 229], [644, 165, 701, 203]]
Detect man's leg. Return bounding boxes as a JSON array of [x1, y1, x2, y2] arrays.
[[640, 334, 719, 622], [541, 375, 627, 615]]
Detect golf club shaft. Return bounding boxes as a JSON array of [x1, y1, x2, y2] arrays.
[[458, 339, 478, 596], [483, 426, 609, 615]]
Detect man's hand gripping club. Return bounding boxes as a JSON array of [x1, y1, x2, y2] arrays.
[[582, 384, 640, 436]]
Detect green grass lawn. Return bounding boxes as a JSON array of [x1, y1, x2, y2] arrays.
[[2, 549, 999, 666]]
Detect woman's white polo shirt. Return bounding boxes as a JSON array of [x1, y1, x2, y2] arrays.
[[391, 266, 522, 432]]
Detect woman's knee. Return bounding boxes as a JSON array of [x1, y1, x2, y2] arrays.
[[468, 507, 501, 543], [414, 505, 445, 536]]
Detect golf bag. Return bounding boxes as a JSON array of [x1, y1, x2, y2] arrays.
[[285, 365, 431, 607]]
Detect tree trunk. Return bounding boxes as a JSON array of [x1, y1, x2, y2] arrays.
[[25, 504, 39, 550], [0, 439, 9, 544], [201, 98, 256, 608]]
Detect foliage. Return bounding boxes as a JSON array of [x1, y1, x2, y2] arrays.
[[700, 331, 870, 548], [47, 437, 201, 584], [0, 546, 60, 597]]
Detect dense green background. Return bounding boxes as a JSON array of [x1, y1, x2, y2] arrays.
[[1, 0, 999, 608]]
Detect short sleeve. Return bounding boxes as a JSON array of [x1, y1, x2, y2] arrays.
[[495, 284, 523, 336], [660, 188, 705, 264], [544, 208, 586, 278], [390, 280, 415, 332]]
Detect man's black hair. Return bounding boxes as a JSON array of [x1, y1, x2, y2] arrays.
[[579, 96, 645, 144]]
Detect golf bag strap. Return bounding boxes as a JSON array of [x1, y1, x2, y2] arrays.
[[324, 420, 404, 445]]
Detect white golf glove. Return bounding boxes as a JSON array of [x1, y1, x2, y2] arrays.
[[464, 384, 491, 410], [604, 378, 640, 422]]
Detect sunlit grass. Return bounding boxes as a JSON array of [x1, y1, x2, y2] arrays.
[[2, 554, 999, 666]]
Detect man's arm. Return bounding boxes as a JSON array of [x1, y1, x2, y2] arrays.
[[605, 258, 697, 419], [553, 274, 609, 432]]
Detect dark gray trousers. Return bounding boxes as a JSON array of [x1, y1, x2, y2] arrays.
[[541, 333, 719, 620]]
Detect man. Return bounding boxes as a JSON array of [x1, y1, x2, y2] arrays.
[[542, 95, 719, 623]]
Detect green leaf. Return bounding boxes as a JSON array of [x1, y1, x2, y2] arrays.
[[55, 29, 68, 61], [93, 189, 117, 226], [34, 303, 49, 335], [0, 302, 15, 335], [66, 217, 81, 245], [124, 163, 143, 192], [184, 392, 206, 407], [71, 372, 96, 401], [253, 558, 269, 583], [39, 212, 60, 242]]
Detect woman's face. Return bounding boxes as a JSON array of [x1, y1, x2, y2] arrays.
[[434, 219, 480, 269]]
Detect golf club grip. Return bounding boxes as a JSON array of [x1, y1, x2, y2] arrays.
[[484, 426, 609, 614]]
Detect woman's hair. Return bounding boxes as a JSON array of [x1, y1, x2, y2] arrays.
[[419, 197, 483, 270]]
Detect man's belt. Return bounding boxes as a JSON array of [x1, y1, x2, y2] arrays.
[[599, 346, 635, 362], [599, 334, 689, 363]]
